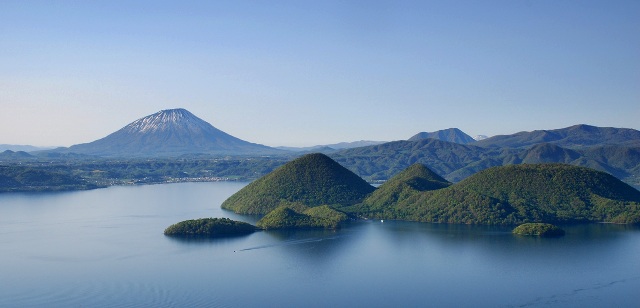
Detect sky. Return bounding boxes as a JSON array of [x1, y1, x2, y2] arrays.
[[1, 0, 638, 147]]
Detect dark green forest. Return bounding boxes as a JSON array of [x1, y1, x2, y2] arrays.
[[330, 139, 640, 188], [221, 153, 375, 214], [0, 165, 98, 192], [164, 218, 258, 237], [0, 156, 289, 192], [345, 164, 640, 225], [512, 223, 565, 237], [256, 204, 349, 229]]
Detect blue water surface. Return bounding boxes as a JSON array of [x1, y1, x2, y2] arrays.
[[0, 182, 638, 307]]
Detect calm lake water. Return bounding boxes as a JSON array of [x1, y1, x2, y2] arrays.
[[1, 182, 639, 307]]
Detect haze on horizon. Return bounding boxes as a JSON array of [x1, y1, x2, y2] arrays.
[[1, 1, 638, 148]]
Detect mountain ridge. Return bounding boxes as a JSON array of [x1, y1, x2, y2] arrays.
[[408, 128, 475, 144], [276, 140, 387, 153], [475, 124, 640, 149], [0, 145, 55, 152], [333, 125, 640, 189], [347, 163, 451, 214]]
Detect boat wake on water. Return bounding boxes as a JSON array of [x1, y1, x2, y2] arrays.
[[236, 235, 345, 252]]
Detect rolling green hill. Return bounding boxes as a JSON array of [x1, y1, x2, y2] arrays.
[[349, 164, 640, 225], [256, 204, 349, 229], [346, 163, 450, 215], [221, 153, 375, 214]]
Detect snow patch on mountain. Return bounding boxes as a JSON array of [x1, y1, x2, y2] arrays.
[[123, 108, 208, 134]]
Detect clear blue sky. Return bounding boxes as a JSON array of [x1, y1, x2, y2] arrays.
[[1, 0, 638, 147]]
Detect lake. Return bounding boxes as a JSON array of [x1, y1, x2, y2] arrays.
[[1, 182, 639, 307]]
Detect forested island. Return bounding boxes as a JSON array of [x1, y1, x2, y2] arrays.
[[512, 223, 565, 237], [164, 218, 258, 237], [216, 153, 640, 231], [221, 153, 375, 214]]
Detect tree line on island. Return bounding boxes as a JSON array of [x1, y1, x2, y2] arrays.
[[165, 153, 640, 238]]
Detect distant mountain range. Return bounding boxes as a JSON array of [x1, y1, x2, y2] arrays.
[[3, 109, 640, 189], [474, 124, 640, 148], [277, 128, 483, 153], [332, 124, 640, 189], [276, 140, 387, 153], [0, 145, 54, 152], [408, 128, 476, 144], [405, 124, 640, 149], [0, 150, 34, 160], [47, 108, 282, 157]]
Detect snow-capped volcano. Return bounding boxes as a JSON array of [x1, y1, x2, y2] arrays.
[[60, 108, 280, 157], [122, 108, 212, 134]]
